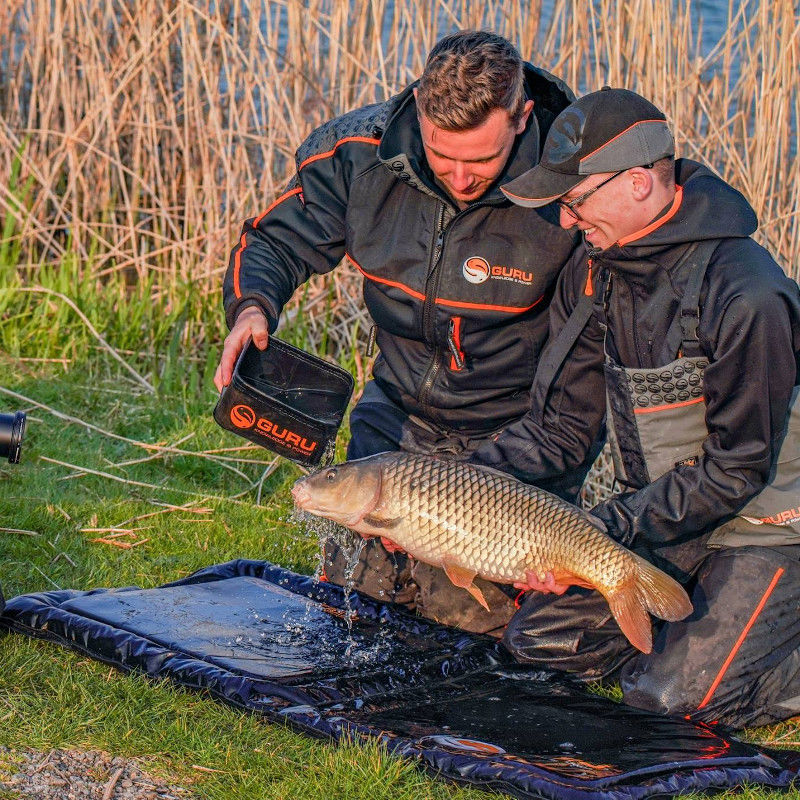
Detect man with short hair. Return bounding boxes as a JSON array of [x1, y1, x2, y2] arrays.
[[215, 31, 579, 634], [471, 87, 800, 728]]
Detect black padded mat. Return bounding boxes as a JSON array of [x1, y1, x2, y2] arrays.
[[2, 559, 798, 799], [60, 575, 440, 680]]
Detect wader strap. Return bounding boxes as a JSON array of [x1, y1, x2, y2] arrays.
[[531, 269, 605, 423], [677, 239, 722, 358]]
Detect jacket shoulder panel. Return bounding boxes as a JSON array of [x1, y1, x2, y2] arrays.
[[703, 237, 795, 304], [295, 100, 393, 169]]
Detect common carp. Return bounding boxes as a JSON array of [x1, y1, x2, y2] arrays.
[[291, 452, 692, 653]]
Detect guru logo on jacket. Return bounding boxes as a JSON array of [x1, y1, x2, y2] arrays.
[[462, 256, 491, 284], [462, 256, 534, 286]]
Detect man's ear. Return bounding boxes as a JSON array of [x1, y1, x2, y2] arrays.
[[630, 166, 654, 200], [516, 99, 535, 134]]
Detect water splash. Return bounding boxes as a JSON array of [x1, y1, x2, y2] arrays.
[[289, 510, 375, 654]]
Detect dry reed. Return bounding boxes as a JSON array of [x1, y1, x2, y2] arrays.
[[1, 0, 797, 351]]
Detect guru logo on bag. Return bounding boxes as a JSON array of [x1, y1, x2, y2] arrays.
[[231, 404, 256, 428], [230, 404, 318, 455]]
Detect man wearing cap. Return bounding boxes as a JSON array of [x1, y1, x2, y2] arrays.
[[470, 87, 800, 729], [214, 31, 581, 635]]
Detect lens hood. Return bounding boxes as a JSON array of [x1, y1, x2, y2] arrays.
[[0, 410, 26, 464]]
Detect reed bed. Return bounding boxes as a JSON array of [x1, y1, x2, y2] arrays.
[[1, 0, 798, 358]]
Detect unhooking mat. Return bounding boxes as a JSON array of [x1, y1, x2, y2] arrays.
[[2, 559, 799, 800]]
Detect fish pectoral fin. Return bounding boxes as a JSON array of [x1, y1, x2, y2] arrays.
[[361, 514, 402, 529], [442, 563, 490, 612]]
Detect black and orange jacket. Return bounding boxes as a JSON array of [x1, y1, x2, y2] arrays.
[[472, 159, 800, 552], [223, 66, 576, 433]]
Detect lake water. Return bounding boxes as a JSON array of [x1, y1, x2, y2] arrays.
[[256, 0, 747, 74]]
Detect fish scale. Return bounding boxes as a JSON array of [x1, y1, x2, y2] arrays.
[[292, 452, 693, 653], [382, 454, 621, 586]]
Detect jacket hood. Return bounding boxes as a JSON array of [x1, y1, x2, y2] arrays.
[[377, 63, 575, 204], [606, 159, 758, 256]]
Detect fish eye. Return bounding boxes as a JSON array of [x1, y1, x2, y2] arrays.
[[325, 468, 337, 481]]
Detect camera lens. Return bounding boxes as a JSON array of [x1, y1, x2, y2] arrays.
[[0, 411, 26, 464]]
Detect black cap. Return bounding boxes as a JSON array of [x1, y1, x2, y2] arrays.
[[502, 87, 674, 208]]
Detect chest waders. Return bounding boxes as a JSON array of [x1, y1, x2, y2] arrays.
[[505, 244, 800, 729], [602, 239, 800, 552]]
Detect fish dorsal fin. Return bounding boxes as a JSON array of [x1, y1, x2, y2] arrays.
[[442, 562, 490, 612]]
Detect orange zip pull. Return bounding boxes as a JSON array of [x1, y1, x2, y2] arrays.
[[584, 259, 594, 296]]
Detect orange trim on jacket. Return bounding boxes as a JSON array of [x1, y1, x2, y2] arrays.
[[233, 135, 381, 299], [233, 186, 303, 298], [697, 567, 785, 710], [347, 254, 545, 314], [616, 185, 683, 247], [298, 136, 381, 171]]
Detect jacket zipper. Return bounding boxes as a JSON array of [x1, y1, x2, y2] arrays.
[[365, 324, 377, 358], [423, 202, 447, 344], [447, 316, 465, 370], [418, 202, 448, 410], [417, 196, 499, 407]]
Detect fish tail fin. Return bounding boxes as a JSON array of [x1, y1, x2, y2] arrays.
[[631, 552, 693, 622], [604, 554, 693, 654]]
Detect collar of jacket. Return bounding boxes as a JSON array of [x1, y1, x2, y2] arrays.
[[376, 63, 572, 206], [586, 158, 758, 284]]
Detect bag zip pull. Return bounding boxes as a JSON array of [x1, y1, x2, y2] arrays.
[[366, 324, 376, 358]]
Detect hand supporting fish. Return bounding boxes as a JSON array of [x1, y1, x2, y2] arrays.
[[292, 452, 693, 653], [376, 536, 404, 553], [514, 570, 595, 595]]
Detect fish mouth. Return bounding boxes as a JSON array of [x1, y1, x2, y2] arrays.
[[291, 480, 312, 509], [289, 468, 383, 529], [290, 479, 341, 520]]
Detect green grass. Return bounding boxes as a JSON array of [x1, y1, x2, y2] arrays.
[[0, 380, 485, 798], [0, 267, 799, 799], [0, 269, 492, 798], [0, 638, 457, 799]]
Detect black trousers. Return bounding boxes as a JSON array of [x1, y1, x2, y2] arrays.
[[504, 544, 800, 730]]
